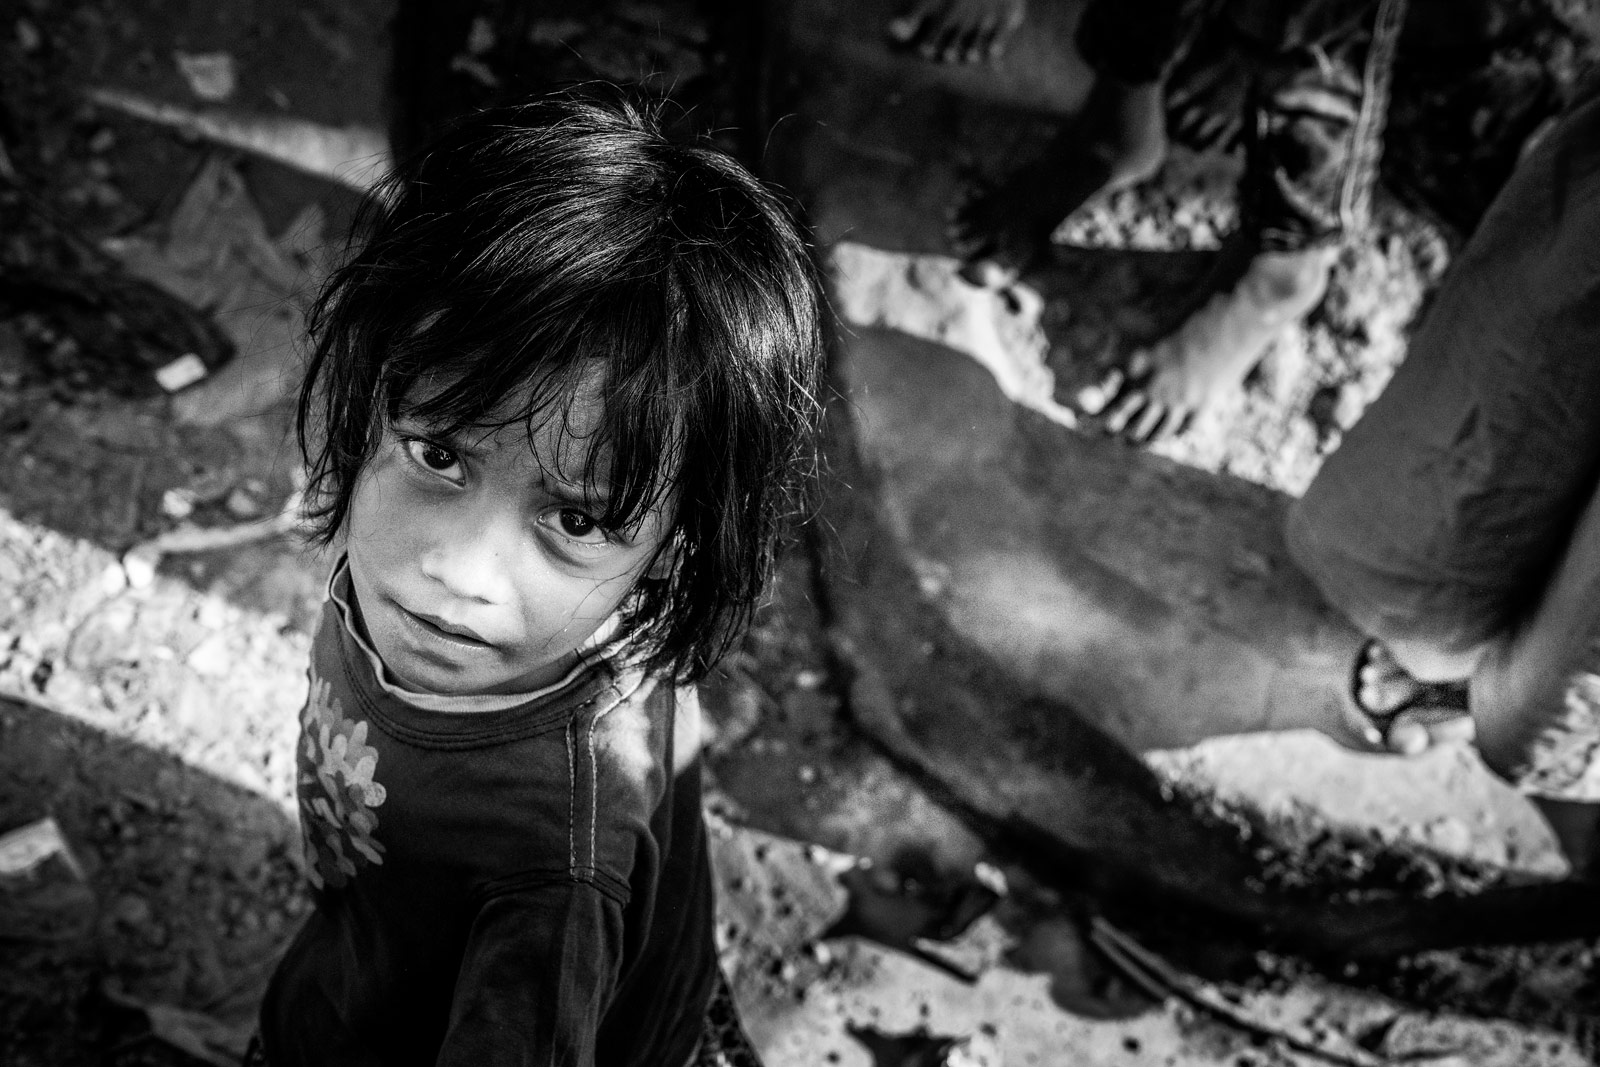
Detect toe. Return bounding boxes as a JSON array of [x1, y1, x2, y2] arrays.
[[1074, 367, 1124, 415], [1105, 391, 1147, 436], [1124, 348, 1153, 380], [1357, 666, 1417, 716], [957, 257, 1015, 289], [932, 23, 965, 62], [947, 205, 995, 259], [973, 24, 1000, 62], [1387, 706, 1476, 755], [1150, 403, 1193, 442], [953, 27, 985, 63], [1128, 400, 1168, 442], [1386, 719, 1432, 756]]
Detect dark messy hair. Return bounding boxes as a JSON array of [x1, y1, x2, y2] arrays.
[[297, 88, 826, 684]]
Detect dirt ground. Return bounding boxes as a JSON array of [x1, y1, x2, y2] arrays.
[[5, 0, 1600, 1065]]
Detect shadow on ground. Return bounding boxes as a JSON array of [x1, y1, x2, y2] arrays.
[[0, 694, 302, 1067]]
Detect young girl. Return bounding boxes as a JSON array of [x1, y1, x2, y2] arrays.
[[252, 91, 825, 1066]]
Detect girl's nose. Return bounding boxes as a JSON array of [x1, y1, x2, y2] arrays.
[[417, 506, 516, 604]]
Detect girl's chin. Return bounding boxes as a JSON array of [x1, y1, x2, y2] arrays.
[[379, 641, 570, 698]]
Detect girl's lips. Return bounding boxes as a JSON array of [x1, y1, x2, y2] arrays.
[[398, 604, 492, 647]]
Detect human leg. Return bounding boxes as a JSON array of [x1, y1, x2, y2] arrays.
[[951, 77, 1169, 287], [1288, 85, 1600, 755], [1471, 479, 1600, 793], [949, 0, 1184, 286], [1083, 12, 1380, 440], [1079, 242, 1337, 440]]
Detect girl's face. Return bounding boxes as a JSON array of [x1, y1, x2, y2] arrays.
[[344, 380, 671, 697]]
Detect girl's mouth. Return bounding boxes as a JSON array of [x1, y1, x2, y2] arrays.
[[397, 604, 492, 647]]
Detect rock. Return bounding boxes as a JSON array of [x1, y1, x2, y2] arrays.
[[224, 486, 261, 518], [174, 50, 237, 102], [0, 817, 83, 878], [160, 488, 196, 520], [112, 892, 153, 929], [186, 634, 229, 676], [14, 17, 41, 54], [794, 668, 826, 690], [196, 597, 227, 629]]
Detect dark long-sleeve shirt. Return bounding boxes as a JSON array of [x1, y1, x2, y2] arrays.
[[259, 565, 715, 1066]]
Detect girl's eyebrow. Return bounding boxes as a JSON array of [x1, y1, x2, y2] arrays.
[[393, 418, 498, 457], [538, 470, 612, 509]]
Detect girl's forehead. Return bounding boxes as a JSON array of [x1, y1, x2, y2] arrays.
[[469, 398, 608, 485], [409, 366, 607, 452]]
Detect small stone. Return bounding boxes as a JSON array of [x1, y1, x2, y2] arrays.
[[1420, 816, 1473, 856], [173, 50, 237, 102], [466, 16, 496, 54], [196, 597, 227, 629], [154, 353, 207, 392], [794, 668, 826, 690], [797, 764, 817, 784], [15, 18, 41, 53], [112, 892, 152, 929], [224, 486, 260, 518], [973, 861, 1008, 896], [0, 817, 80, 878], [160, 488, 196, 519]]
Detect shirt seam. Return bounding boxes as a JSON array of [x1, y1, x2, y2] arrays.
[[475, 866, 632, 908]]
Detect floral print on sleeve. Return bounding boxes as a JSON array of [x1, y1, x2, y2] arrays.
[[297, 672, 388, 890]]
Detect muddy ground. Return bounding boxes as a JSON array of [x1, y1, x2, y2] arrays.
[[5, 0, 1600, 1065]]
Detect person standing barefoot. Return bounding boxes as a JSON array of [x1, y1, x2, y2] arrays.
[[887, 0, 1028, 64], [891, 0, 1403, 443]]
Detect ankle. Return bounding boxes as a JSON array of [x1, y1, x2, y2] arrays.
[[1236, 247, 1335, 321], [1079, 79, 1167, 188]]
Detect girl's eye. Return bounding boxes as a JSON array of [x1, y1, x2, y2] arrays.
[[545, 507, 609, 545], [401, 438, 463, 480]]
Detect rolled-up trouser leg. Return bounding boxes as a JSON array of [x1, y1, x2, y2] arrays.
[[1472, 477, 1600, 796], [1286, 85, 1600, 687]]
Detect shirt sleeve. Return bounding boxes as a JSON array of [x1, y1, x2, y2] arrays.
[[436, 881, 627, 1067]]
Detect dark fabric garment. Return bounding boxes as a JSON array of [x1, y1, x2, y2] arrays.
[[1074, 0, 1384, 251], [258, 590, 715, 1066], [1072, 0, 1195, 87], [1287, 86, 1600, 664], [250, 966, 766, 1067]]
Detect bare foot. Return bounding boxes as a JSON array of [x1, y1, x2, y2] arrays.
[[887, 0, 1027, 64], [951, 79, 1167, 288], [1346, 640, 1475, 755], [1077, 245, 1337, 441]]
